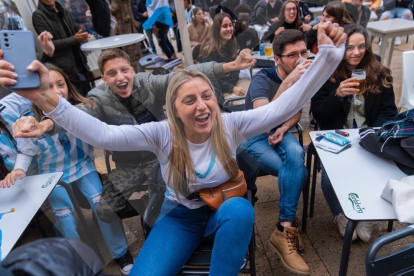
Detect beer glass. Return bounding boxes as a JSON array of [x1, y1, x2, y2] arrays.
[[264, 43, 273, 59], [351, 69, 366, 105]]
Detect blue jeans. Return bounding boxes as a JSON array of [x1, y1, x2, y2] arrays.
[[48, 171, 128, 259], [156, 22, 175, 59], [241, 132, 307, 222], [131, 197, 255, 275], [321, 166, 343, 217], [381, 7, 413, 20], [145, 29, 156, 54]]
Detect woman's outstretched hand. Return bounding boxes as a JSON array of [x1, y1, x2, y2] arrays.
[[0, 50, 58, 113], [13, 116, 46, 139], [317, 21, 347, 47]]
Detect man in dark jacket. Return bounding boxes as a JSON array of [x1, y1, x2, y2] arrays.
[[297, 0, 314, 24], [32, 0, 91, 95], [234, 4, 260, 51], [344, 0, 372, 28]]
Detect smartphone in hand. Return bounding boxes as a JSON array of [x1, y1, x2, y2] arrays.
[[0, 30, 40, 89]]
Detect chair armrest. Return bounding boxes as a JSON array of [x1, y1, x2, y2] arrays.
[[104, 151, 111, 174], [295, 123, 304, 148], [366, 224, 414, 269], [222, 96, 247, 112]]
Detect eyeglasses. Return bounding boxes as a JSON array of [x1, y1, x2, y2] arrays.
[[278, 50, 309, 59], [286, 7, 297, 12]]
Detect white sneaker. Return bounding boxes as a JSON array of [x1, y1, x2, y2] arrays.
[[394, 36, 401, 45], [334, 213, 357, 241], [356, 221, 383, 243]]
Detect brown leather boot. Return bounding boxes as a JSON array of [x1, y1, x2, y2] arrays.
[[297, 231, 304, 252], [269, 225, 310, 275], [293, 219, 304, 252]]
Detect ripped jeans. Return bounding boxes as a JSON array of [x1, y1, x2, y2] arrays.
[[48, 171, 128, 259]]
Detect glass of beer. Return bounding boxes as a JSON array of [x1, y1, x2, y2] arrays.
[[264, 43, 273, 59], [351, 69, 366, 105]]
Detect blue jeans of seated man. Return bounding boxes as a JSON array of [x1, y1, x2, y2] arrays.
[[381, 7, 413, 20], [241, 131, 307, 222], [130, 197, 255, 276], [48, 171, 128, 259], [321, 166, 343, 217]]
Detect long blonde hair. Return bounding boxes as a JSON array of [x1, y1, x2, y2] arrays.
[[165, 69, 239, 198]]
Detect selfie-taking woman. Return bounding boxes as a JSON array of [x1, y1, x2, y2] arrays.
[[5, 22, 346, 276], [311, 24, 398, 243]]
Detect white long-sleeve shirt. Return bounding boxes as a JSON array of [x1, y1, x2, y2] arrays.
[[45, 44, 344, 208]]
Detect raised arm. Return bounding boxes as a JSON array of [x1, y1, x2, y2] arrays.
[[226, 23, 346, 143], [13, 96, 167, 155], [150, 49, 256, 100]]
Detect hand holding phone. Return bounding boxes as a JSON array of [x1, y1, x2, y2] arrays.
[[0, 30, 40, 90]]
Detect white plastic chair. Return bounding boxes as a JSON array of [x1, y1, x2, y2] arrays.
[[399, 50, 414, 111]]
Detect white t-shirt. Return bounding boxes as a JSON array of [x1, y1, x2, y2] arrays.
[[46, 44, 344, 208]]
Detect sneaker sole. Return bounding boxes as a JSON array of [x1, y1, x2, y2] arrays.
[[268, 241, 310, 275]]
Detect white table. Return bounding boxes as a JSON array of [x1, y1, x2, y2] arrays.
[[369, 10, 378, 22], [310, 129, 406, 275], [0, 172, 62, 260], [309, 6, 324, 18], [80, 33, 145, 51], [367, 18, 414, 66]]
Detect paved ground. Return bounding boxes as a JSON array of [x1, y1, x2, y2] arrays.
[[13, 38, 414, 275]]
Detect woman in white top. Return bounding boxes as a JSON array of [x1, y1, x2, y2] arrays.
[[5, 22, 345, 276]]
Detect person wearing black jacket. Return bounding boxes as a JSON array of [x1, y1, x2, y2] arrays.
[[234, 4, 260, 50], [199, 13, 245, 106], [297, 0, 313, 24], [251, 0, 282, 26], [262, 0, 311, 43], [132, 0, 156, 53], [305, 1, 353, 53], [85, 0, 111, 37], [311, 25, 398, 243], [32, 0, 91, 96], [344, 0, 371, 28]]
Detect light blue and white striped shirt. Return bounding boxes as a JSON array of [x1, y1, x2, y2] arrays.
[[15, 131, 97, 184], [0, 93, 37, 175]]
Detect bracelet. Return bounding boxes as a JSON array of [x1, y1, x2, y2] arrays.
[[12, 168, 24, 173]]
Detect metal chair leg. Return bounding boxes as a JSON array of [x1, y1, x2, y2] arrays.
[[302, 143, 314, 232], [58, 181, 104, 261], [387, 221, 393, 232], [309, 151, 319, 218]]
